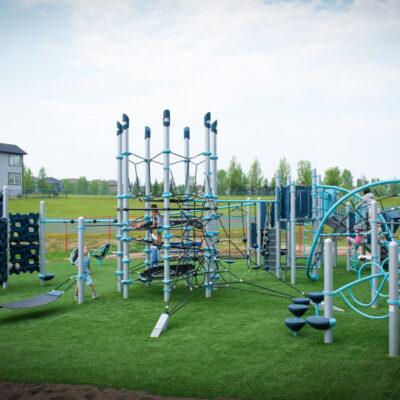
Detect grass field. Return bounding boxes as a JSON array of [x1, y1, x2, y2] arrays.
[[1, 195, 399, 399]]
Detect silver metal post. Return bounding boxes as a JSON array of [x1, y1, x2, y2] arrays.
[[162, 110, 172, 305], [211, 120, 219, 282], [324, 238, 334, 344], [144, 126, 152, 270], [77, 216, 85, 304], [122, 114, 131, 299], [290, 177, 296, 284], [2, 186, 9, 289], [370, 200, 379, 309], [388, 241, 399, 357], [257, 197, 262, 266], [246, 197, 251, 264], [116, 122, 123, 292], [275, 174, 281, 277], [39, 200, 46, 286], [346, 202, 351, 272], [204, 112, 213, 298]]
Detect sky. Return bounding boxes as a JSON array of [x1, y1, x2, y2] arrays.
[[0, 0, 399, 184]]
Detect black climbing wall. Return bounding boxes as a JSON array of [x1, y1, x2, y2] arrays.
[[9, 213, 40, 275], [0, 218, 7, 284]]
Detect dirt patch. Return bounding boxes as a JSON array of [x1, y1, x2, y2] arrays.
[[0, 382, 215, 400]]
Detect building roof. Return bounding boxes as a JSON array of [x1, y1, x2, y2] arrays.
[[45, 177, 63, 184], [0, 143, 27, 155]]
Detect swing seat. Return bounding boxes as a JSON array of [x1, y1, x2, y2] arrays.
[[38, 273, 55, 281], [91, 244, 111, 266]]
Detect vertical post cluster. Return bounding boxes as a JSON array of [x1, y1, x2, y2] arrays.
[[275, 174, 281, 277], [162, 110, 172, 305], [246, 197, 251, 266], [144, 126, 152, 269], [39, 200, 46, 286], [346, 202, 351, 272], [116, 122, 123, 292], [121, 114, 132, 298]]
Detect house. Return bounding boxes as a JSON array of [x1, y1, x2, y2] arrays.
[[44, 177, 64, 193], [0, 143, 27, 197], [108, 180, 118, 194]]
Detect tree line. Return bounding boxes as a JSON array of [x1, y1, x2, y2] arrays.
[[23, 160, 398, 197]]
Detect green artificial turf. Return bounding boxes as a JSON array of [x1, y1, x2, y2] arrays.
[[0, 257, 399, 400]]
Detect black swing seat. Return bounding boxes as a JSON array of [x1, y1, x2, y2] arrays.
[[0, 290, 64, 310], [306, 316, 332, 331], [38, 273, 55, 281]]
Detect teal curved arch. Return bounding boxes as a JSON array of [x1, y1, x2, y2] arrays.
[[306, 179, 400, 280]]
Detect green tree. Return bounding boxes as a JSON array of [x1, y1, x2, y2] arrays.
[[217, 170, 228, 195], [341, 169, 354, 190], [324, 167, 342, 186], [100, 181, 109, 195], [152, 179, 161, 197], [263, 177, 269, 190], [76, 176, 89, 194], [23, 167, 35, 194], [227, 157, 246, 195], [37, 167, 48, 194], [89, 180, 100, 195], [63, 179, 76, 194], [247, 159, 264, 195], [277, 158, 291, 184], [297, 160, 312, 186], [356, 175, 369, 187], [270, 176, 276, 190]]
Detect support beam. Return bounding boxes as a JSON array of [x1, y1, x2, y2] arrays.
[[77, 216, 85, 304], [324, 238, 334, 344], [388, 241, 399, 357]]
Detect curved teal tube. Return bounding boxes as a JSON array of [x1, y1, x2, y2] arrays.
[[306, 179, 400, 280]]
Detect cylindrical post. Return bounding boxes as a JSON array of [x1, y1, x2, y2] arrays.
[[116, 121, 123, 292], [256, 197, 262, 266], [183, 127, 192, 259], [324, 238, 334, 344], [370, 200, 379, 308], [2, 186, 9, 289], [317, 176, 323, 271], [290, 177, 296, 284], [77, 216, 85, 304], [246, 197, 251, 265], [275, 174, 281, 277], [346, 202, 351, 272], [144, 126, 152, 269], [210, 120, 219, 279], [204, 112, 213, 298], [121, 114, 131, 299], [39, 200, 46, 286], [388, 241, 399, 357], [162, 110, 172, 305]]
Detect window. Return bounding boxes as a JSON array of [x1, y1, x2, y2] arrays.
[[9, 154, 22, 167], [8, 173, 22, 186]]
